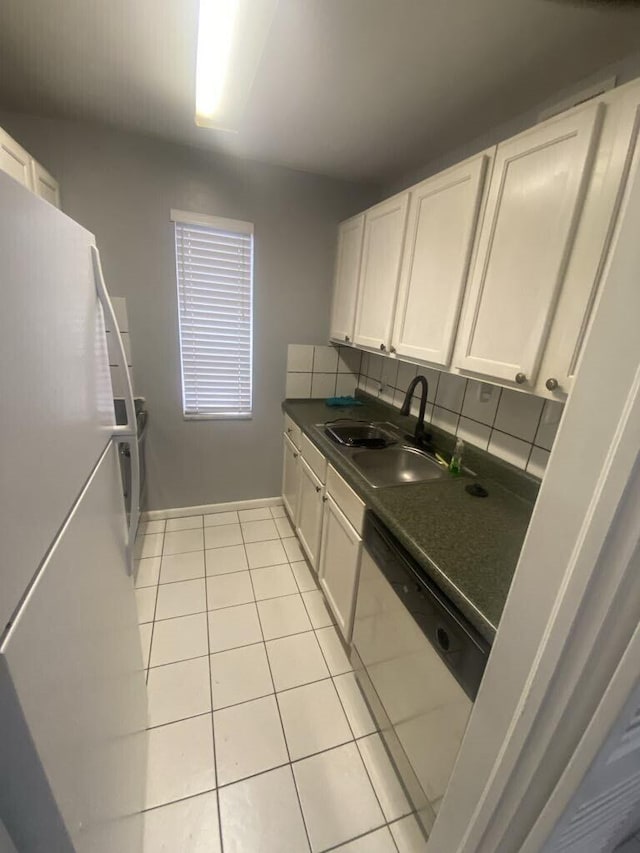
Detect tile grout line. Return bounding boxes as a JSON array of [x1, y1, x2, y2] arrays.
[[322, 823, 400, 853], [144, 529, 164, 683], [202, 542, 224, 853], [241, 538, 315, 853]]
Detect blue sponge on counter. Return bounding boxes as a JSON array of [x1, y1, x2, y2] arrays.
[[324, 396, 363, 407]]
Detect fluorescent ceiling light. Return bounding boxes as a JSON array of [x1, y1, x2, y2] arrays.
[[195, 0, 239, 121], [195, 0, 279, 131]]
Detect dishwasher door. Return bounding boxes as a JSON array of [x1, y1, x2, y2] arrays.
[[352, 513, 489, 837]]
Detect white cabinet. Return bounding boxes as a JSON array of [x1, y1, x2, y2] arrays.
[[0, 125, 61, 208], [535, 80, 640, 397], [282, 433, 301, 523], [330, 214, 365, 344], [319, 494, 363, 642], [31, 160, 61, 208], [354, 193, 409, 352], [454, 102, 602, 388], [392, 153, 489, 367], [0, 126, 33, 190], [296, 457, 324, 569]]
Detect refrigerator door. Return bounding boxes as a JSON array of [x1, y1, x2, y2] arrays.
[[0, 442, 147, 853], [0, 172, 115, 630]]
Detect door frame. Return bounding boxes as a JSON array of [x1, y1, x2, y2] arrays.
[[427, 109, 640, 852]]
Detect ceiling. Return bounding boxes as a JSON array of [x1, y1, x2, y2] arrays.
[[1, 0, 640, 182]]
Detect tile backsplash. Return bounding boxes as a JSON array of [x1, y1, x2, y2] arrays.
[[357, 351, 564, 478], [285, 344, 564, 478], [286, 345, 361, 400]]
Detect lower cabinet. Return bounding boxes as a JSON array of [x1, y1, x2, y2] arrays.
[[318, 495, 363, 642], [282, 422, 365, 643], [281, 433, 300, 523], [296, 457, 324, 569]]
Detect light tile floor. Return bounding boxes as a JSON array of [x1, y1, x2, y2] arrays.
[[135, 502, 428, 853]]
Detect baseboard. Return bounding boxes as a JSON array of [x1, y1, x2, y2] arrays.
[[142, 496, 283, 521]]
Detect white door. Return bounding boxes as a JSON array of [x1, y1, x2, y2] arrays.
[[330, 215, 365, 344], [454, 102, 602, 387], [392, 153, 489, 366], [0, 443, 147, 853], [318, 495, 362, 642], [354, 193, 409, 352], [282, 433, 301, 524], [296, 457, 324, 569], [31, 160, 61, 208], [0, 127, 33, 189]]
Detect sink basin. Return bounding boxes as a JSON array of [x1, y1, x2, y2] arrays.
[[350, 446, 448, 488], [324, 420, 398, 448]]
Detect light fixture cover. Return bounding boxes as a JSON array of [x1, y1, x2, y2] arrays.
[[195, 0, 279, 131]]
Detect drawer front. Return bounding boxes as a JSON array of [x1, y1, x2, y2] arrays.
[[301, 433, 327, 483], [283, 413, 301, 449], [326, 464, 365, 535]]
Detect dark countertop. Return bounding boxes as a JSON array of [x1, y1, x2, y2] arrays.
[[282, 394, 538, 643]]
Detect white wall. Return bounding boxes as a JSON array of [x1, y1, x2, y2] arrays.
[[0, 113, 378, 510], [382, 51, 640, 196]]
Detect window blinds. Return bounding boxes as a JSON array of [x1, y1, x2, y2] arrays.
[[174, 213, 253, 418]]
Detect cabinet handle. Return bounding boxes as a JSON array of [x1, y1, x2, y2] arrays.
[[515, 372, 527, 385], [287, 427, 292, 434], [379, 343, 386, 352], [390, 346, 396, 354], [322, 495, 328, 502], [315, 486, 322, 493], [293, 452, 299, 458], [545, 377, 559, 391], [344, 335, 350, 342]]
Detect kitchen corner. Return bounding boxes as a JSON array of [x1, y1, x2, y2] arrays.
[[282, 390, 538, 643]]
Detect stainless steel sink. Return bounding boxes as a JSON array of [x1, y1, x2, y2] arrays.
[[350, 445, 448, 488], [323, 420, 398, 448]]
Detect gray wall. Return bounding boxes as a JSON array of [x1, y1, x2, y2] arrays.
[[383, 50, 640, 196], [0, 113, 377, 510]]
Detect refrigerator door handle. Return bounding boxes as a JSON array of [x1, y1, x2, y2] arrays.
[[91, 245, 139, 573]]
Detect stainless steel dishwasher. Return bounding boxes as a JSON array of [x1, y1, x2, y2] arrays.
[[351, 512, 490, 840]]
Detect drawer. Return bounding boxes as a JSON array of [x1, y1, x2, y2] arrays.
[[283, 413, 301, 449], [326, 464, 365, 535], [301, 434, 327, 483]]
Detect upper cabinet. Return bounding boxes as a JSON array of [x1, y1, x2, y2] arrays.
[[0, 126, 33, 190], [392, 153, 489, 367], [31, 161, 61, 208], [0, 125, 60, 209], [353, 193, 409, 352], [452, 103, 602, 388], [536, 81, 640, 397], [328, 77, 640, 401], [329, 214, 365, 344]]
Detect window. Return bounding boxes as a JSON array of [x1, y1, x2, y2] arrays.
[[172, 210, 253, 419]]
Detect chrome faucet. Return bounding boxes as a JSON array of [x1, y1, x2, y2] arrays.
[[400, 374, 431, 447]]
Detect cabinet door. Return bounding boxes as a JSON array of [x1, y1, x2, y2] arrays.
[[392, 154, 488, 366], [31, 160, 61, 208], [354, 193, 409, 352], [330, 215, 365, 344], [454, 103, 602, 387], [282, 433, 300, 524], [0, 127, 33, 189], [318, 495, 362, 642], [296, 457, 324, 569], [536, 81, 640, 398]]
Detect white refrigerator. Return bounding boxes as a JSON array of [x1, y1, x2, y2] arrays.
[[0, 172, 147, 852]]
